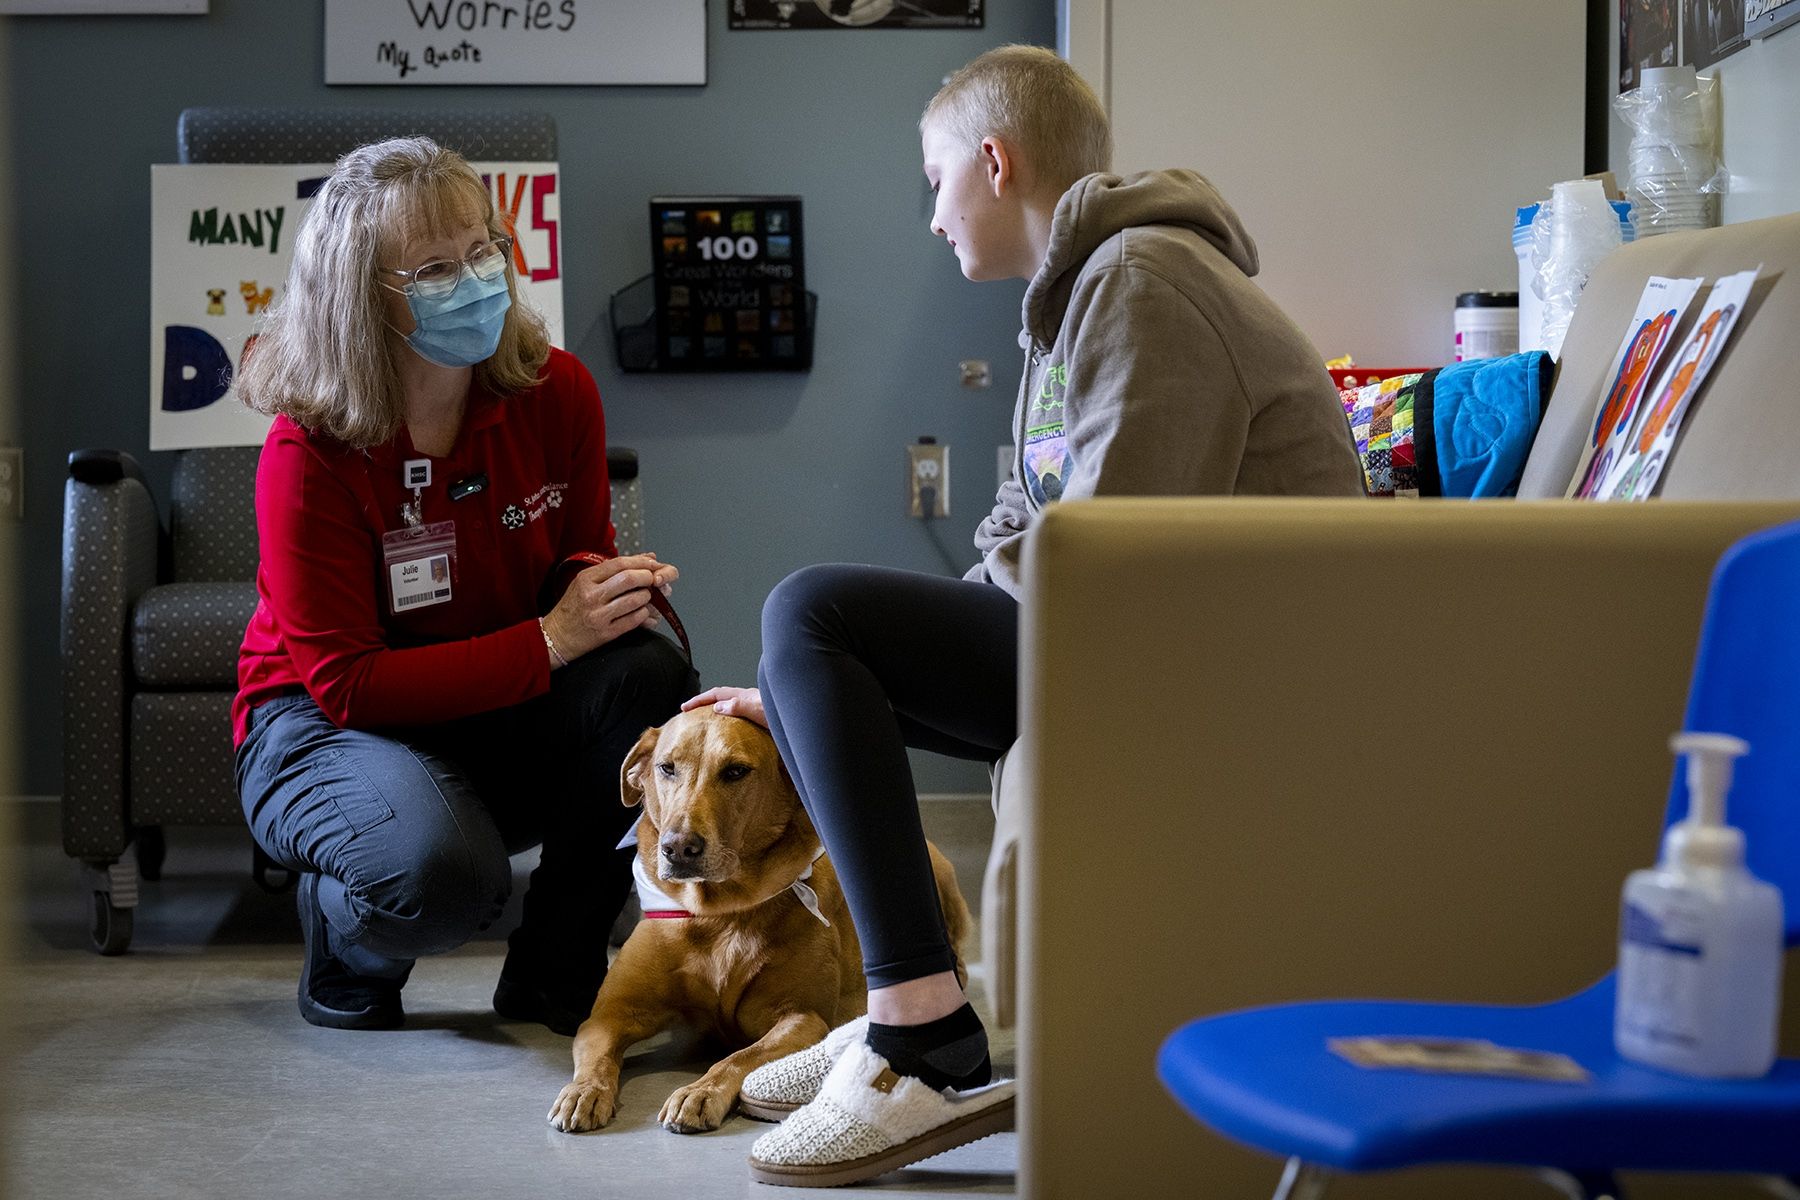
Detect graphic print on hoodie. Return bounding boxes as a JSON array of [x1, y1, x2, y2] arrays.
[[1024, 361, 1071, 505]]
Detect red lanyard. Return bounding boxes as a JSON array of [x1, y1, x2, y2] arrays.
[[561, 552, 694, 664]]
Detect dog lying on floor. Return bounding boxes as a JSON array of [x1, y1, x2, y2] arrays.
[[548, 707, 973, 1134]]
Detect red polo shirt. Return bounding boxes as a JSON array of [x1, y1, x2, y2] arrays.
[[233, 347, 619, 744]]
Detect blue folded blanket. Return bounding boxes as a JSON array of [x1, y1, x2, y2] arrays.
[[1429, 351, 1554, 498]]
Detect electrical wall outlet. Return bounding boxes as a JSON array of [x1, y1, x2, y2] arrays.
[[0, 447, 20, 521], [908, 439, 949, 519], [959, 359, 991, 389]]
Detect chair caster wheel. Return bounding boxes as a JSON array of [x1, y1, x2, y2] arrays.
[[90, 891, 134, 955]]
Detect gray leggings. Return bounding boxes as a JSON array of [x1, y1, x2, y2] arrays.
[[235, 630, 696, 980], [758, 564, 1018, 989]]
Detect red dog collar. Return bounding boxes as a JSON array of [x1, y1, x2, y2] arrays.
[[561, 551, 693, 663]]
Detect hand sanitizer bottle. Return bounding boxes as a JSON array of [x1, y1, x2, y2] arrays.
[[1614, 732, 1784, 1078]]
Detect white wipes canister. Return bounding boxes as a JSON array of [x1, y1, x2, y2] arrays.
[[1454, 291, 1519, 362]]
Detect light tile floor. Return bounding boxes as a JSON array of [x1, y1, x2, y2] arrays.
[[6, 800, 1013, 1199]]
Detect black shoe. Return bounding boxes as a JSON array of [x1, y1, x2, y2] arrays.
[[491, 970, 598, 1037], [297, 873, 405, 1031]]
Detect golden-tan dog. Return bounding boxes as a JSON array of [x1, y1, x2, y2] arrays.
[[548, 707, 972, 1134]]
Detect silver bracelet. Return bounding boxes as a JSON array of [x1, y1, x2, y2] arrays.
[[539, 617, 569, 669]]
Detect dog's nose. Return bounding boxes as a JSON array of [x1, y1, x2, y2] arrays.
[[660, 830, 707, 863]]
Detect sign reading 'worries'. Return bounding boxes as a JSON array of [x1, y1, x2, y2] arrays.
[[324, 0, 705, 85]]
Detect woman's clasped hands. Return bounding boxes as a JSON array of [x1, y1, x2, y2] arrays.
[[542, 553, 679, 663]]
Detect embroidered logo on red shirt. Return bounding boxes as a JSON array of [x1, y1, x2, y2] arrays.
[[499, 481, 569, 532]]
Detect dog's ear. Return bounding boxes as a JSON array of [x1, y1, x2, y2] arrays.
[[620, 726, 660, 808]]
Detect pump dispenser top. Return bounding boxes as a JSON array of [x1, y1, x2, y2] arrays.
[[1663, 732, 1749, 871]]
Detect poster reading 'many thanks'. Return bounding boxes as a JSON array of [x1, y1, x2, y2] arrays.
[[149, 162, 563, 451]]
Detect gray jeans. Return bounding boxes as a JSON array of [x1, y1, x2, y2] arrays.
[[234, 630, 696, 981]]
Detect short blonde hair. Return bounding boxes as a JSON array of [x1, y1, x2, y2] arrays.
[[921, 45, 1112, 194], [237, 136, 550, 449]]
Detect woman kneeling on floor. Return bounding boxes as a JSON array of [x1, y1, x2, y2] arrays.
[[233, 137, 695, 1034]]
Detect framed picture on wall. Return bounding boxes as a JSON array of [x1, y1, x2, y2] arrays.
[[1620, 0, 1679, 90], [1685, 0, 1748, 67], [730, 0, 982, 29], [1745, 0, 1800, 38]]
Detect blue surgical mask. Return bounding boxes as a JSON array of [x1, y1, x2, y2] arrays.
[[402, 268, 512, 368]]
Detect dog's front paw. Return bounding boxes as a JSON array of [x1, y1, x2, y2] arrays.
[[658, 1081, 733, 1133], [548, 1079, 618, 1133]]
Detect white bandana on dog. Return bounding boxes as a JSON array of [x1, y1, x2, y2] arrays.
[[616, 820, 830, 926]]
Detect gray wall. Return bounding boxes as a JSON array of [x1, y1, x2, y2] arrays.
[[4, 0, 1054, 797]]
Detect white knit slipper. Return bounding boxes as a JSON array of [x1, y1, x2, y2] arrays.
[[746, 1042, 1015, 1188], [739, 1015, 870, 1122]]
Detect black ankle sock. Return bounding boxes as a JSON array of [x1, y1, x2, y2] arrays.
[[866, 1002, 992, 1092]]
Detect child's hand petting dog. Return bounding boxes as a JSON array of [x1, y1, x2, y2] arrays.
[[681, 685, 766, 729]]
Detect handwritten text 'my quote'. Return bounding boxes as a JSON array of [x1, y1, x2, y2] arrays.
[[378, 0, 577, 79]]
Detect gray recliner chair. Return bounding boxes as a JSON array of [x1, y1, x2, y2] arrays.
[[60, 107, 641, 954]]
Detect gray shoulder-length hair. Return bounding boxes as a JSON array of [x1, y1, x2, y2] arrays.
[[237, 136, 551, 449]]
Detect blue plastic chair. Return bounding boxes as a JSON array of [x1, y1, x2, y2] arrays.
[[1157, 519, 1800, 1200]]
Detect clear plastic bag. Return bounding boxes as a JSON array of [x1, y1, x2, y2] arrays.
[[1616, 68, 1726, 235], [1532, 179, 1623, 359]]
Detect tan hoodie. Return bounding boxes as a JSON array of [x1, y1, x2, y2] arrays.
[[968, 169, 1365, 596]]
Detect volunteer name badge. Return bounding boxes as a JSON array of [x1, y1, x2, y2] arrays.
[[382, 521, 456, 615]]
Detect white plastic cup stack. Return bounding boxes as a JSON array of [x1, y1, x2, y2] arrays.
[[1546, 181, 1617, 257], [1514, 200, 1634, 353], [1625, 65, 1717, 236], [1534, 179, 1624, 358]]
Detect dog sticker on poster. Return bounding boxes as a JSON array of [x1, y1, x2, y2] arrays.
[[730, 0, 981, 29], [149, 162, 563, 451]]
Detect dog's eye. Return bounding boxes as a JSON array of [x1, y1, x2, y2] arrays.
[[657, 762, 676, 778], [719, 763, 751, 782]]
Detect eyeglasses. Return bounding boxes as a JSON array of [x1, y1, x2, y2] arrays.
[[377, 236, 514, 301]]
